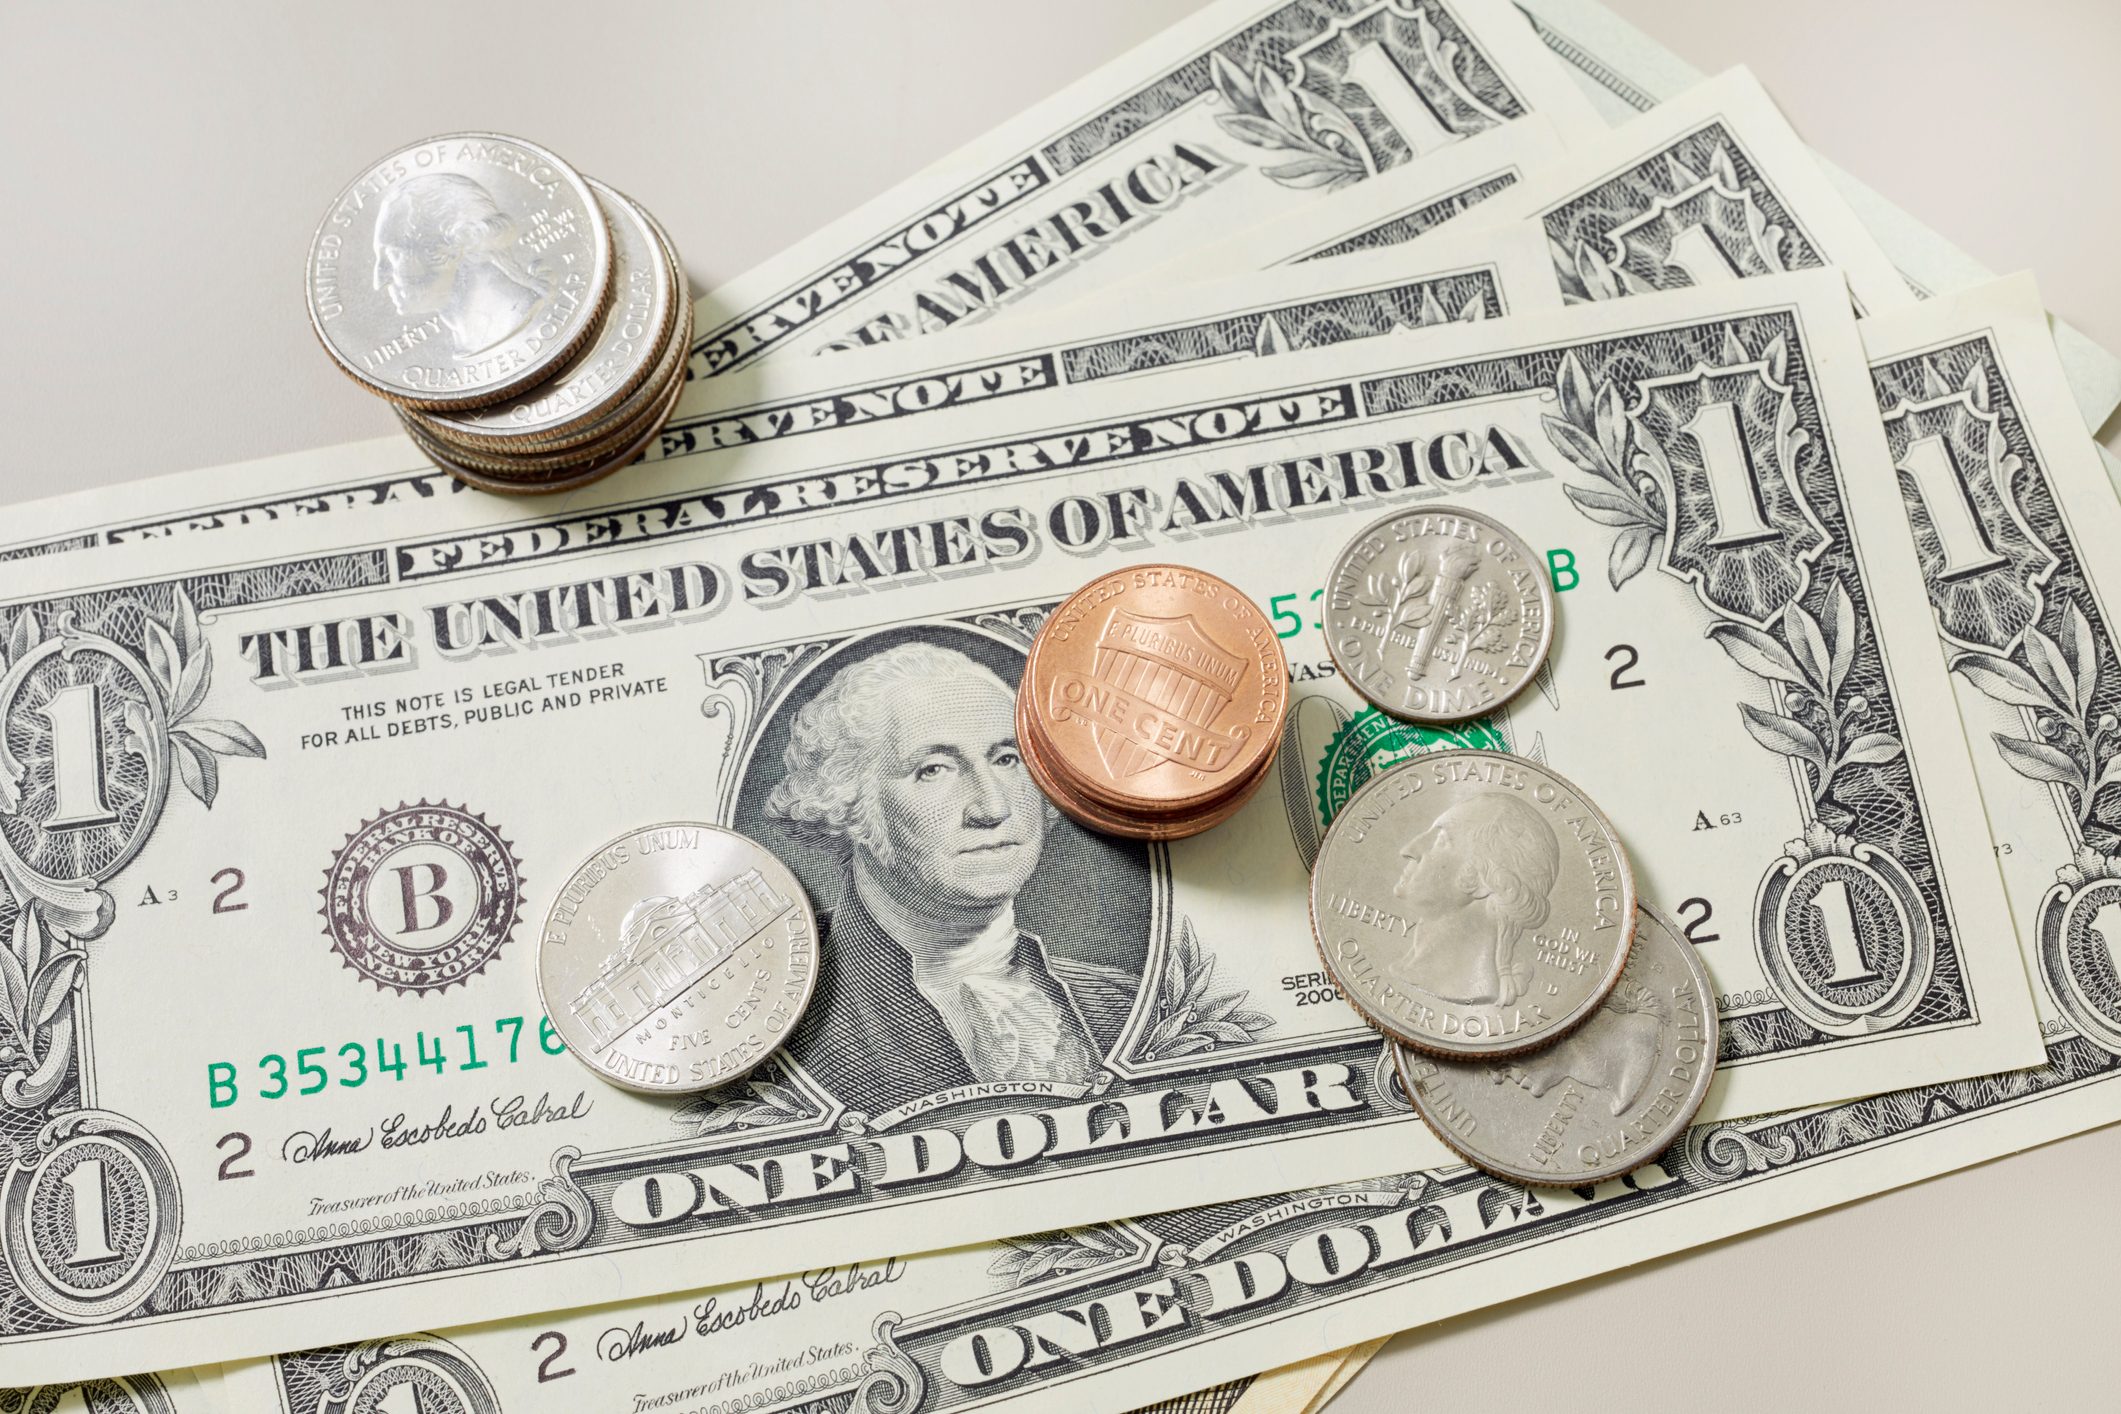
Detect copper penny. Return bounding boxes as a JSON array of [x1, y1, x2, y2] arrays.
[[1016, 688, 1274, 840], [1022, 564, 1288, 818]]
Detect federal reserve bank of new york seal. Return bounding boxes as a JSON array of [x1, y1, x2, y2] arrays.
[[320, 802, 525, 994], [538, 822, 819, 1095]]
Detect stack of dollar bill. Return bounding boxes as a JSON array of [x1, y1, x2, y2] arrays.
[[3, 1, 2120, 1409]]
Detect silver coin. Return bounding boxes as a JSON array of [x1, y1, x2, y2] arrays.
[[1322, 505, 1555, 724], [1393, 903, 1716, 1185], [306, 132, 613, 410], [414, 182, 676, 448], [1309, 749, 1636, 1058], [537, 822, 819, 1093], [398, 296, 692, 496]]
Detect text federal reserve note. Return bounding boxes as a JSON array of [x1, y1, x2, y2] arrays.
[[0, 218, 1557, 563], [0, 272, 2040, 1381], [682, 0, 1601, 377]]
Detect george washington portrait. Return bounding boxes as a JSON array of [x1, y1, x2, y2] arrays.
[[1389, 792, 1560, 1007], [758, 636, 1145, 1110], [372, 173, 553, 358]]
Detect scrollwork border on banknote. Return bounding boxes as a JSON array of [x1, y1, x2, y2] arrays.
[[1871, 334, 2121, 1054]]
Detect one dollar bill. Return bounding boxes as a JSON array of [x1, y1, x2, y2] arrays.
[[208, 277, 2121, 1410], [0, 272, 2041, 1381]]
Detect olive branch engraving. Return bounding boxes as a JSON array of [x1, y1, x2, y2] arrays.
[[670, 1069, 817, 1135], [1951, 597, 2121, 848], [1706, 580, 1903, 830], [1135, 916, 1272, 1062], [1208, 51, 1372, 192], [1353, 546, 1436, 635], [1540, 350, 1674, 592], [988, 1224, 1132, 1288]]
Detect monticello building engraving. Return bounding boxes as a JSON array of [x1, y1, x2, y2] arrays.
[[571, 868, 792, 1047]]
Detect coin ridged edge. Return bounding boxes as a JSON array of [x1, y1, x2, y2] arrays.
[[1389, 901, 1716, 1186], [1307, 749, 1639, 1061], [1321, 504, 1557, 727], [304, 131, 616, 412]]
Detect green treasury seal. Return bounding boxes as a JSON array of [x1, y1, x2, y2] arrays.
[[1315, 704, 1504, 831]]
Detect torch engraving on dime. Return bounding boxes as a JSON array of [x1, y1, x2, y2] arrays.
[[1323, 506, 1554, 725]]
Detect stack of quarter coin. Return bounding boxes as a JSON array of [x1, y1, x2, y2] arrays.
[[305, 132, 690, 496], [1018, 564, 1289, 840], [1307, 748, 1716, 1183]]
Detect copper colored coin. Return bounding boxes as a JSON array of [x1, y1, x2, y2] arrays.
[[1022, 564, 1288, 817], [1017, 688, 1273, 839]]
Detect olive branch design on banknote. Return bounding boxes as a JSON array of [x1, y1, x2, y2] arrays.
[[1555, 136, 1790, 304], [670, 1065, 821, 1136], [0, 591, 262, 1113], [1204, 3, 1512, 193], [1542, 324, 1947, 1045], [1131, 917, 1274, 1063], [988, 1224, 1137, 1288], [1209, 50, 1374, 191]]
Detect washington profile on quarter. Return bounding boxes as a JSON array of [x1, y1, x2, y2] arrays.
[[1310, 749, 1635, 1059], [306, 132, 613, 410], [1323, 505, 1554, 724], [538, 822, 819, 1094], [1393, 903, 1717, 1186]]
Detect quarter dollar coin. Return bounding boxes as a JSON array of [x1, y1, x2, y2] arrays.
[[538, 822, 819, 1094], [1310, 749, 1636, 1058], [307, 132, 613, 410], [1323, 505, 1554, 724], [1393, 903, 1717, 1186]]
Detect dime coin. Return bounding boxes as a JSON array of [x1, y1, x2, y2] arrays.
[[537, 822, 819, 1093], [307, 132, 613, 410], [1021, 564, 1288, 820], [1392, 903, 1716, 1186], [1322, 505, 1554, 724], [1310, 749, 1635, 1058], [413, 182, 677, 449]]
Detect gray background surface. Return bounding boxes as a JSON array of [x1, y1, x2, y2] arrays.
[[3, 2, 2119, 1408]]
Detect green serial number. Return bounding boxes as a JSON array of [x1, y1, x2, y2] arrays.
[[208, 1017, 566, 1109]]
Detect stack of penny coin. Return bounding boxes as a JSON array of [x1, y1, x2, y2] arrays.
[[1303, 506, 1719, 1186], [305, 132, 689, 496], [1018, 564, 1290, 840]]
